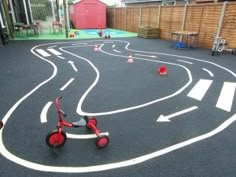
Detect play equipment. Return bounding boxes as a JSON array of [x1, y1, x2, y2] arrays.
[[158, 65, 167, 75], [127, 54, 134, 63], [75, 31, 80, 36], [105, 34, 111, 39], [45, 96, 109, 150], [211, 37, 227, 56], [0, 120, 3, 129], [69, 32, 75, 38], [98, 29, 103, 37], [211, 36, 236, 56]]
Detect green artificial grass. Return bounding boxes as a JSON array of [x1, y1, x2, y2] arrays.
[[13, 28, 137, 40]]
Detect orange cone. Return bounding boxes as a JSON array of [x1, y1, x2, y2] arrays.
[[127, 54, 134, 63], [158, 66, 167, 75], [94, 44, 99, 52]]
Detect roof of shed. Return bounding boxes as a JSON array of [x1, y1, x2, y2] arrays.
[[121, 0, 162, 3]]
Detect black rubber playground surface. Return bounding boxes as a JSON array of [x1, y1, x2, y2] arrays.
[[0, 37, 236, 177]]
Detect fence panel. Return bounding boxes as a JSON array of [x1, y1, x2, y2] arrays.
[[107, 2, 236, 49], [159, 6, 172, 39], [221, 2, 236, 48]]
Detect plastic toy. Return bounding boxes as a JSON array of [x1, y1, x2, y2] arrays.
[[0, 120, 3, 129], [46, 96, 109, 150]]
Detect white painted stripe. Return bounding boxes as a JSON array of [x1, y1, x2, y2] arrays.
[[187, 79, 213, 101], [59, 78, 75, 91], [72, 42, 88, 45], [57, 56, 65, 59], [202, 68, 214, 77], [177, 59, 193, 64], [113, 49, 121, 53], [134, 53, 157, 58], [112, 44, 116, 48], [216, 82, 236, 112], [66, 132, 109, 139], [48, 45, 57, 49], [36, 49, 51, 57], [40, 101, 53, 123], [47, 48, 62, 56]]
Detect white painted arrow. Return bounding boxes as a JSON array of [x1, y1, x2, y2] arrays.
[[134, 53, 157, 58], [157, 106, 198, 122], [68, 60, 78, 72]]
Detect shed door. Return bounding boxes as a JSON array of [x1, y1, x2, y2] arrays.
[[85, 3, 97, 28]]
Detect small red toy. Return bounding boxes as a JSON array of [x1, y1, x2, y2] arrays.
[[46, 96, 109, 151], [0, 120, 3, 129]]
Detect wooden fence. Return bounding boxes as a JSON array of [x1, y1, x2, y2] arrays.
[[107, 2, 236, 49]]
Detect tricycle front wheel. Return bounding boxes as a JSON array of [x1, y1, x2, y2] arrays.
[[46, 129, 67, 149]]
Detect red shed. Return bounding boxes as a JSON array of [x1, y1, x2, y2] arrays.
[[69, 0, 106, 29]]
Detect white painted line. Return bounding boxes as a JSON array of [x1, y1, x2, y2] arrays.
[[103, 41, 114, 44], [57, 56, 65, 59], [66, 132, 109, 139], [177, 59, 193, 64], [112, 44, 116, 48], [60, 78, 75, 91], [187, 79, 213, 101], [202, 68, 214, 77], [216, 82, 236, 112], [1, 112, 235, 173], [68, 60, 78, 72], [36, 49, 51, 57], [60, 45, 193, 117], [40, 101, 53, 123], [48, 45, 57, 49], [113, 49, 121, 53], [134, 53, 157, 58], [72, 42, 88, 45], [157, 106, 198, 122], [47, 48, 62, 56]]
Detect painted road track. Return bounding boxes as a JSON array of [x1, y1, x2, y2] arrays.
[[0, 39, 236, 176]]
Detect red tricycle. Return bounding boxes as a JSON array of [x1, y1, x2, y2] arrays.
[[45, 96, 109, 150]]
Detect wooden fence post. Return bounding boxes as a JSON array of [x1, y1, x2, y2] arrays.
[[181, 4, 188, 31], [114, 8, 116, 29], [125, 7, 127, 30], [148, 7, 150, 27], [139, 6, 142, 27], [157, 5, 161, 29], [215, 1, 227, 38]]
